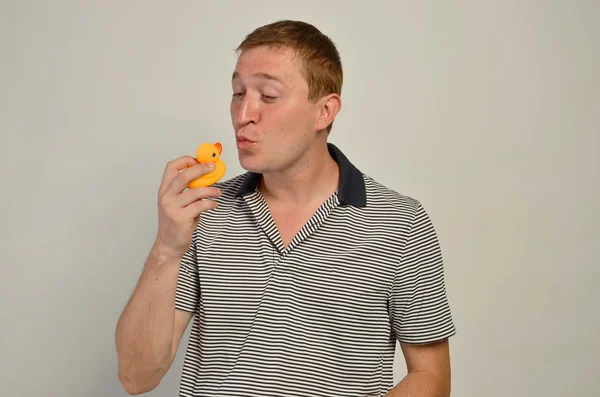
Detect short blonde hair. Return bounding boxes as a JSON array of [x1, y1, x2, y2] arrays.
[[237, 20, 343, 132]]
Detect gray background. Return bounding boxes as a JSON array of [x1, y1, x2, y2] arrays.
[[1, 1, 598, 396]]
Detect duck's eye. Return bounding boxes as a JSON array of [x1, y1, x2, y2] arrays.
[[212, 153, 216, 158]]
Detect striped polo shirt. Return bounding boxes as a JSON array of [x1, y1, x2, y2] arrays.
[[174, 143, 456, 397]]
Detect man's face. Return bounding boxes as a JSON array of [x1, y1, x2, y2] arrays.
[[230, 45, 322, 174]]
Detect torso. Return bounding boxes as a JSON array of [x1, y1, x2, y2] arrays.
[[174, 171, 457, 397]]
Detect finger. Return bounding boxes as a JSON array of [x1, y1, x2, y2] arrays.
[[159, 156, 199, 197], [181, 197, 218, 218], [174, 187, 222, 208], [166, 162, 216, 196]]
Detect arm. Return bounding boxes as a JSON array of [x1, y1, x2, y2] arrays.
[[115, 243, 193, 395], [388, 202, 456, 396], [385, 339, 451, 397], [115, 156, 221, 394]]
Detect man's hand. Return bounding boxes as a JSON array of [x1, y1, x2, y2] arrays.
[[156, 155, 222, 258], [386, 339, 451, 397]]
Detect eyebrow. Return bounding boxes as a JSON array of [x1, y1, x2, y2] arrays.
[[231, 71, 285, 85]]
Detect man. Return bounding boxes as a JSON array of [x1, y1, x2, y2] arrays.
[[115, 20, 456, 397]]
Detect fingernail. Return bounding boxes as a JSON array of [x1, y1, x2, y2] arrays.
[[207, 163, 215, 169]]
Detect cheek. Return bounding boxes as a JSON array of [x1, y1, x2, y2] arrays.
[[271, 102, 304, 125]]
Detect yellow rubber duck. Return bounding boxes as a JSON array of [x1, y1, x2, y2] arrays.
[[187, 142, 226, 188]]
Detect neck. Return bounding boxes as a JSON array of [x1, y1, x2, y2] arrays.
[[259, 143, 339, 207]]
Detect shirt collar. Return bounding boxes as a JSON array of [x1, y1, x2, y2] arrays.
[[236, 142, 366, 207]]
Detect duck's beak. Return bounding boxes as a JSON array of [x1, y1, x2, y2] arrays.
[[214, 142, 222, 154]]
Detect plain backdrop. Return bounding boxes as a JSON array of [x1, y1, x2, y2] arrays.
[[1, 1, 598, 396]]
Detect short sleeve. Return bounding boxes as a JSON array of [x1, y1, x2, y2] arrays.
[[389, 203, 456, 344], [175, 232, 200, 313]]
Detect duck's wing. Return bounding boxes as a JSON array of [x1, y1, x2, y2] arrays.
[[215, 160, 226, 177]]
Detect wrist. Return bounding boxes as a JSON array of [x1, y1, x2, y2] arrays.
[[150, 239, 184, 266]]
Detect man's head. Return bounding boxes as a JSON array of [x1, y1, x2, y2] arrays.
[[230, 20, 343, 174]]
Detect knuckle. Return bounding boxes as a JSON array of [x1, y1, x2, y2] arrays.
[[181, 174, 192, 183], [179, 170, 193, 184], [198, 187, 212, 196], [163, 208, 175, 220], [158, 190, 174, 204], [165, 159, 177, 170], [196, 200, 212, 212], [205, 187, 219, 197], [164, 205, 180, 218]]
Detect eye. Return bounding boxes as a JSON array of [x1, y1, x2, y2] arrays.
[[232, 92, 243, 99], [262, 95, 277, 103], [212, 152, 216, 158]]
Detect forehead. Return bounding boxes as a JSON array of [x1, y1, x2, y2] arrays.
[[232, 46, 305, 88]]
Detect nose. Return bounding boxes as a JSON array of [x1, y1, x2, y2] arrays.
[[234, 94, 259, 126]]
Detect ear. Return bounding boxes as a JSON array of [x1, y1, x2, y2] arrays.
[[315, 93, 342, 131]]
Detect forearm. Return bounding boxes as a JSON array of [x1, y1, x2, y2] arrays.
[[385, 370, 449, 397], [115, 242, 181, 391]]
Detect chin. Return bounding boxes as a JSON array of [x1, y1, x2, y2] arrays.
[[237, 151, 266, 173]]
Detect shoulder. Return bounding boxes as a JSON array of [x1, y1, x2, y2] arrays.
[[361, 175, 443, 249], [362, 174, 424, 219], [211, 172, 249, 201], [192, 173, 249, 229]]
